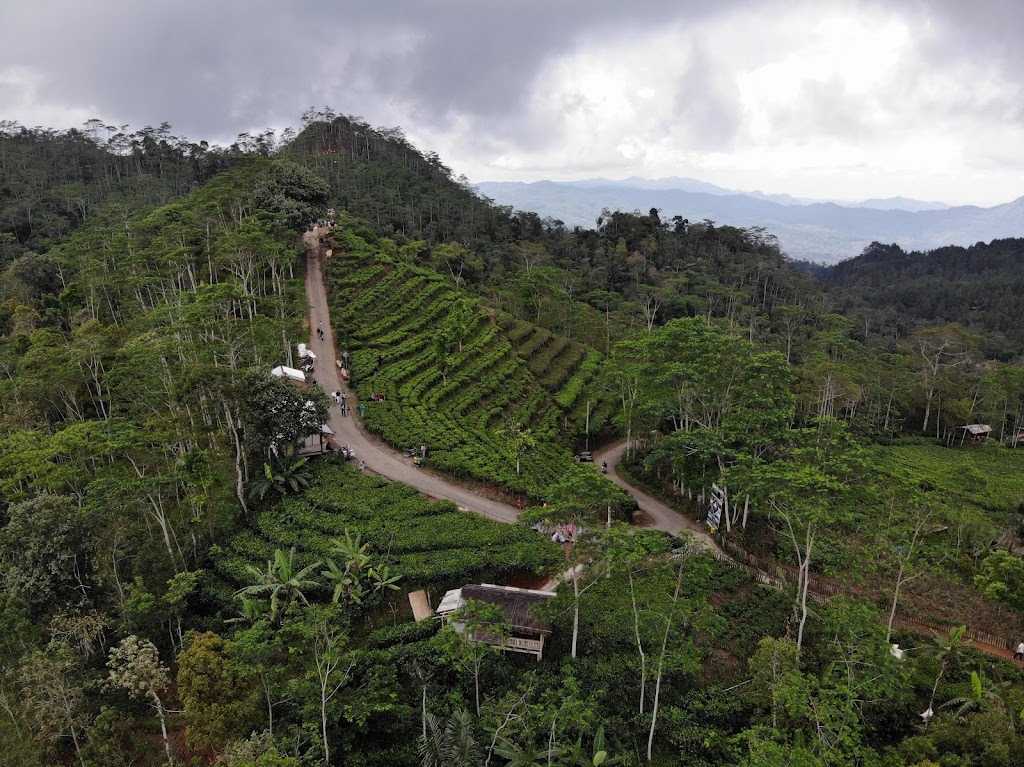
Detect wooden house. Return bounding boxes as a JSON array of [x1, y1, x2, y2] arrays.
[[958, 424, 992, 445], [436, 583, 556, 660]]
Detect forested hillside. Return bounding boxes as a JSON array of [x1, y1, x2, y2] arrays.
[[824, 239, 1024, 359], [0, 121, 240, 266], [2, 114, 1024, 767]]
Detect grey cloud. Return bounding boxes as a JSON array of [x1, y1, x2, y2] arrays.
[[672, 43, 743, 151], [0, 0, 751, 143], [2, 0, 1022, 200], [885, 0, 1024, 104], [763, 77, 879, 143]]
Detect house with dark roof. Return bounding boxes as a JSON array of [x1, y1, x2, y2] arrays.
[[436, 583, 557, 660]]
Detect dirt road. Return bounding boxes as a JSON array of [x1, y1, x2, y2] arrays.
[[304, 226, 716, 540], [302, 229, 1022, 666], [303, 231, 519, 524]]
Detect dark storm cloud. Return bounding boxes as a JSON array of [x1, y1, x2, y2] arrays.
[[0, 0, 755, 143]]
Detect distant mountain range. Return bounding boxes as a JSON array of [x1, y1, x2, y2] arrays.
[[476, 177, 1023, 264]]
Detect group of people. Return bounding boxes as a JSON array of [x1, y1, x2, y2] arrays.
[[370, 392, 387, 402], [550, 523, 577, 546], [330, 389, 348, 415]]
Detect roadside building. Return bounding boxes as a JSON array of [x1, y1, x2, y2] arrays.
[[436, 583, 556, 660]]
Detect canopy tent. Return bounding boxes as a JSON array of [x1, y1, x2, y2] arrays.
[[271, 365, 306, 383]]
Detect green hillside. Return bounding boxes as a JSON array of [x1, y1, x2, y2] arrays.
[[824, 238, 1024, 359], [216, 462, 560, 596], [4, 113, 1024, 767], [327, 223, 617, 498]]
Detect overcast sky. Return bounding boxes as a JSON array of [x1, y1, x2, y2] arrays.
[[2, 0, 1022, 206]]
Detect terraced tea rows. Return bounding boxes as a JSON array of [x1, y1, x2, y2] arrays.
[[326, 232, 617, 498], [497, 314, 616, 437], [216, 464, 559, 591]]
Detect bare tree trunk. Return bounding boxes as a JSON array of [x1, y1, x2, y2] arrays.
[[571, 566, 580, 659], [922, 387, 934, 434], [262, 674, 274, 734], [223, 403, 250, 516], [474, 658, 482, 717], [796, 525, 814, 651], [886, 509, 931, 642], [422, 683, 428, 741], [151, 694, 173, 766], [70, 726, 87, 767], [886, 556, 907, 644], [629, 571, 647, 715], [647, 562, 686, 762]]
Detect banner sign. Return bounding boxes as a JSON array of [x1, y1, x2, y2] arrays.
[[707, 483, 724, 530]]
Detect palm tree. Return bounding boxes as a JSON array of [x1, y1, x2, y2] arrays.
[[321, 530, 401, 605], [491, 737, 555, 767], [419, 709, 479, 767], [235, 547, 322, 627], [249, 457, 311, 501], [941, 669, 1011, 720], [561, 727, 623, 766], [924, 625, 967, 725]]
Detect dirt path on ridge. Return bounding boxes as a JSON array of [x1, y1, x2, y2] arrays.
[[303, 229, 519, 524]]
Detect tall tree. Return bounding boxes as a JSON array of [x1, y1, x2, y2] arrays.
[[105, 636, 174, 766], [908, 324, 978, 434]]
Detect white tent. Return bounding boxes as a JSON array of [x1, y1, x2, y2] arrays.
[[271, 365, 306, 383]]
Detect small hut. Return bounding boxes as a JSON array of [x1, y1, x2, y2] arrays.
[[436, 583, 556, 660], [958, 424, 992, 445], [299, 424, 335, 456]]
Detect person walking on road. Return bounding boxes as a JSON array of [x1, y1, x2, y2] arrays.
[[1015, 640, 1024, 660]]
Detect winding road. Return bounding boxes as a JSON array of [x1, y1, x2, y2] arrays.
[[303, 227, 711, 538], [592, 440, 716, 548], [302, 228, 1022, 666], [305, 227, 729, 549]]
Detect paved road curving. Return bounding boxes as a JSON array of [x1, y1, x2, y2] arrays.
[[592, 440, 716, 549], [304, 231, 519, 524]]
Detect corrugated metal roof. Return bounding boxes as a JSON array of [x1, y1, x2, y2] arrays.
[[961, 424, 992, 435]]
